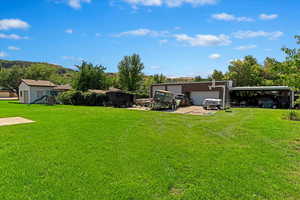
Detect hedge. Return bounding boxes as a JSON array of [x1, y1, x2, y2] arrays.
[[57, 90, 107, 106]]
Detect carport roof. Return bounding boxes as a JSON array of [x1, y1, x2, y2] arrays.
[[230, 86, 291, 91]]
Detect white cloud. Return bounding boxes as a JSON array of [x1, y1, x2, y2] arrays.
[[174, 33, 231, 47], [0, 19, 29, 30], [259, 14, 278, 20], [8, 46, 21, 51], [0, 51, 7, 57], [233, 30, 283, 40], [114, 28, 169, 37], [212, 13, 254, 22], [209, 53, 221, 59], [123, 0, 217, 7], [0, 33, 28, 40], [159, 39, 168, 44], [234, 44, 257, 50], [65, 29, 73, 34], [67, 0, 91, 9]]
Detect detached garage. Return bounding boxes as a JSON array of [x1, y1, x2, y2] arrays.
[[151, 81, 232, 107]]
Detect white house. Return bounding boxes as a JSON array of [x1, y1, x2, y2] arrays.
[[19, 79, 56, 104]]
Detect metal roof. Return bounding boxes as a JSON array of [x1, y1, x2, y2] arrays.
[[152, 80, 231, 86], [21, 79, 56, 87], [230, 86, 291, 91]]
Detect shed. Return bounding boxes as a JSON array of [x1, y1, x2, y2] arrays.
[[19, 79, 56, 104]]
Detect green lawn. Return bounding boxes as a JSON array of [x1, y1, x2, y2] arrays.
[[0, 101, 299, 200]]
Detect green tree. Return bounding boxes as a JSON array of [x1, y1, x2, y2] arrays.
[[194, 75, 203, 82], [226, 56, 264, 86], [209, 70, 224, 81], [73, 61, 107, 92], [118, 54, 144, 91], [0, 66, 26, 96], [153, 73, 166, 84]]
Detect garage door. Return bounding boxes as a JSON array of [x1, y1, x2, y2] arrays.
[[152, 86, 165, 96], [190, 91, 220, 105], [167, 85, 182, 95]]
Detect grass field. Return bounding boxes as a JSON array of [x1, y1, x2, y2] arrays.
[[0, 101, 299, 200]]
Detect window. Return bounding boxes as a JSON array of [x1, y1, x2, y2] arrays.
[[20, 91, 22, 97]]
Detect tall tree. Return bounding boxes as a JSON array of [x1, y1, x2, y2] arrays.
[[0, 66, 25, 96], [118, 54, 144, 91], [226, 56, 264, 86], [209, 70, 224, 81], [73, 61, 107, 91]]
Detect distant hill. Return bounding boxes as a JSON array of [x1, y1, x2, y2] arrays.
[[0, 59, 73, 74]]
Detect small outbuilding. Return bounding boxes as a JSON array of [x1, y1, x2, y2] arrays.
[[19, 79, 56, 104]]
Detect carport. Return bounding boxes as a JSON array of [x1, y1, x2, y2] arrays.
[[230, 86, 294, 109]]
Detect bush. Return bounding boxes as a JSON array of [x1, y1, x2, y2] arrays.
[[283, 110, 300, 121], [57, 90, 80, 105], [295, 98, 300, 109], [58, 90, 108, 106]]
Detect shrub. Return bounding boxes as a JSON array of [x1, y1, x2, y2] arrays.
[[58, 90, 108, 106], [283, 110, 300, 121], [295, 98, 300, 109]]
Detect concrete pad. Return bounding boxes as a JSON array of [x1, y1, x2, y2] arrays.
[[0, 117, 35, 127], [128, 106, 216, 115]]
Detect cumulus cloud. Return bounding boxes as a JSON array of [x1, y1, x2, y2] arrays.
[[0, 33, 28, 40], [174, 33, 231, 47], [234, 44, 257, 50], [67, 0, 91, 9], [0, 51, 7, 57], [233, 30, 283, 40], [123, 0, 217, 7], [65, 29, 73, 34], [209, 53, 221, 59], [0, 19, 29, 30], [259, 14, 278, 20], [212, 13, 254, 22], [8, 46, 20, 51], [113, 28, 169, 37]]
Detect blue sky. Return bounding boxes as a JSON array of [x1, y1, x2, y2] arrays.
[[1, 0, 300, 77]]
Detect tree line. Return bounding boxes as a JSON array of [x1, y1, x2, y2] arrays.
[[1, 35, 300, 98]]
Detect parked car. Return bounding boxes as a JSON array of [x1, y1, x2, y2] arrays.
[[203, 98, 222, 110], [258, 98, 277, 109]]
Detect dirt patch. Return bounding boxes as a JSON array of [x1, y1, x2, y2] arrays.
[[171, 106, 216, 115], [169, 187, 184, 196], [0, 117, 35, 127], [290, 138, 300, 152], [128, 106, 216, 116]]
